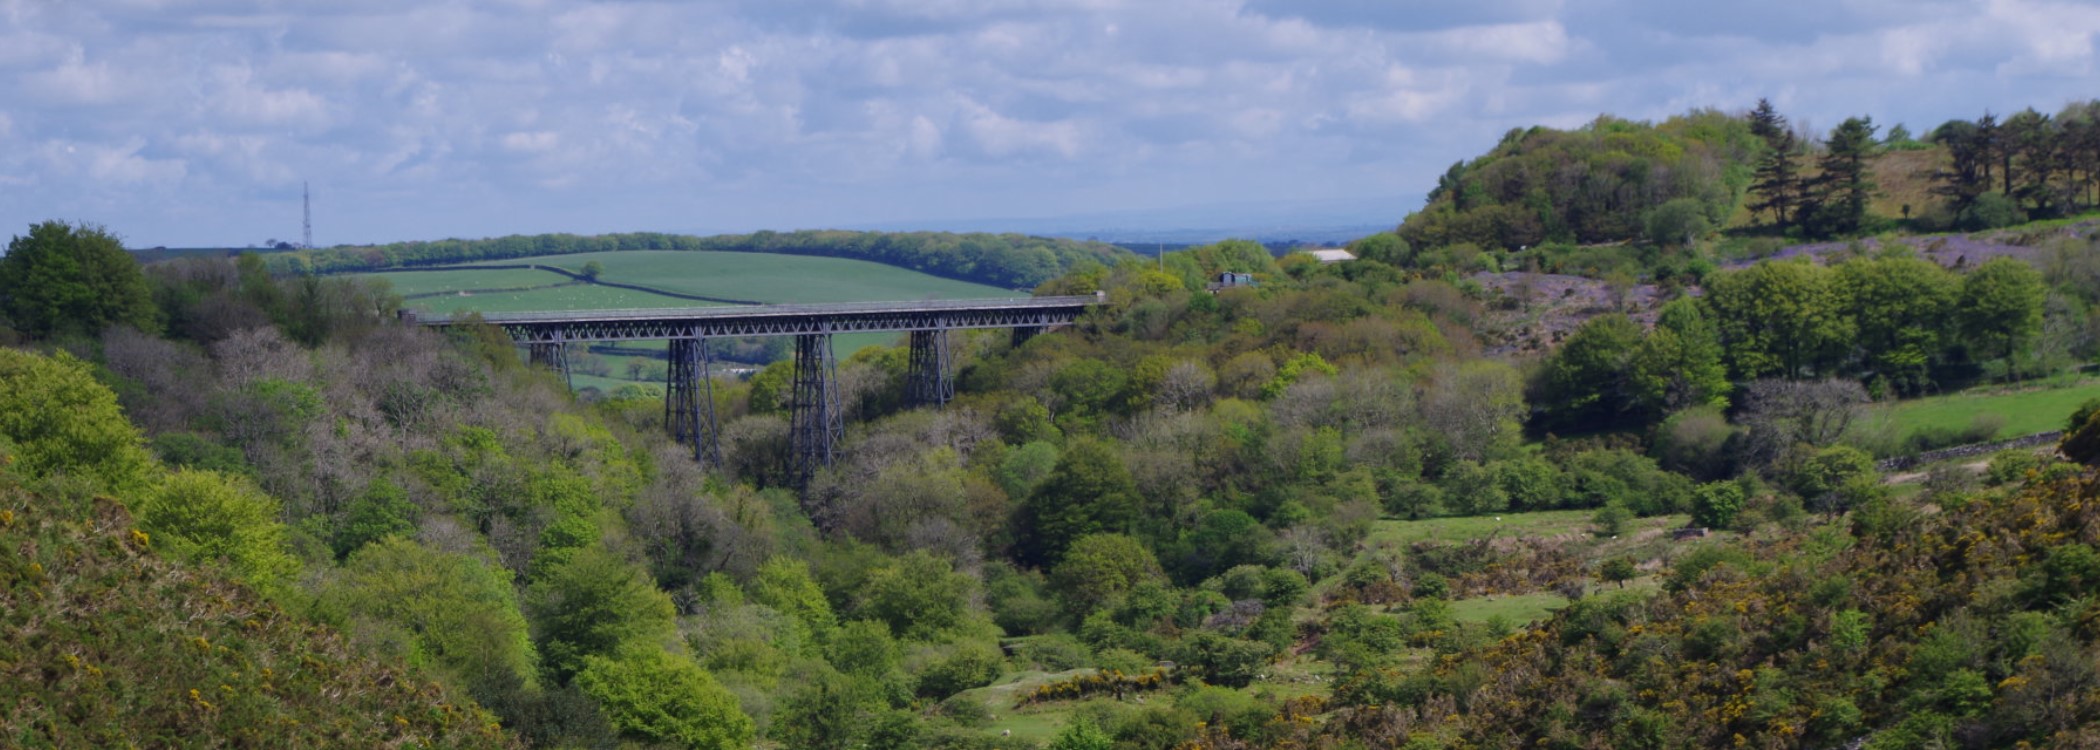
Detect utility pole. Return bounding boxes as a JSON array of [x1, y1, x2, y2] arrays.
[[302, 182, 313, 249]]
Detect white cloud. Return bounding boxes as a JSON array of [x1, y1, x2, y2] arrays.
[[960, 99, 1085, 157], [23, 56, 141, 106], [38, 138, 187, 185], [1412, 21, 1572, 65], [3, 0, 2099, 245], [500, 130, 559, 153]]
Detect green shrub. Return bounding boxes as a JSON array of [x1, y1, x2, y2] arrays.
[[913, 641, 1004, 699], [574, 647, 753, 750], [136, 469, 300, 591]]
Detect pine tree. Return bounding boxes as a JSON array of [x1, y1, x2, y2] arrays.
[[1929, 118, 1991, 214], [1746, 99, 1802, 229], [1977, 112, 2004, 193], [1806, 117, 1877, 237], [2004, 108, 2061, 216], [1749, 98, 1785, 143]]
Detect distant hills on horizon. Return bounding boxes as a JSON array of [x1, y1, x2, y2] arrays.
[[119, 195, 1414, 255], [836, 195, 1411, 248]]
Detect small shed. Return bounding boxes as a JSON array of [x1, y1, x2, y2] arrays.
[[1206, 272, 1256, 292]]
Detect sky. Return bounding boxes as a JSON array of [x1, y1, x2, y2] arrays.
[[3, 0, 2099, 248]]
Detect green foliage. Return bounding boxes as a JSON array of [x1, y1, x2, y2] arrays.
[[0, 220, 160, 338], [913, 639, 1005, 699], [1400, 111, 1758, 251], [860, 550, 981, 641], [1651, 406, 1736, 480], [986, 564, 1061, 636], [1957, 256, 2048, 375], [0, 486, 506, 748], [1599, 557, 1638, 586], [526, 545, 678, 683], [1440, 460, 1509, 517], [1537, 314, 1645, 431], [1048, 717, 1115, 750], [2064, 407, 2100, 467], [749, 557, 839, 648], [333, 478, 417, 559], [828, 619, 902, 679], [1792, 445, 1877, 506], [772, 666, 885, 750], [1630, 298, 1731, 414], [1959, 191, 2026, 230], [1834, 254, 1957, 393], [996, 399, 1062, 445], [1260, 352, 1338, 400], [1493, 456, 1566, 511], [1643, 197, 1712, 247], [136, 469, 300, 591], [1020, 438, 1140, 566], [1051, 533, 1166, 620], [573, 646, 753, 750], [1706, 259, 1851, 379], [320, 536, 537, 689], [1986, 448, 2044, 486], [1805, 116, 1878, 237], [1170, 630, 1273, 688], [1591, 502, 1633, 537], [1402, 457, 2100, 748], [995, 440, 1060, 498], [0, 348, 156, 494], [1689, 481, 1745, 530], [150, 431, 251, 476]]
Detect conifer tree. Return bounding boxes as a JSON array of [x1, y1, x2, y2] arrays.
[[1747, 99, 1803, 229], [1808, 116, 1878, 237]]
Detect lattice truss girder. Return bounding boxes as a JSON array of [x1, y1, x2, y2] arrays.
[[787, 332, 843, 489], [665, 338, 724, 469], [905, 329, 954, 407], [526, 342, 570, 387]]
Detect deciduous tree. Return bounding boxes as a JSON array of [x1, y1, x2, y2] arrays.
[[0, 220, 160, 338], [1958, 257, 2047, 379]]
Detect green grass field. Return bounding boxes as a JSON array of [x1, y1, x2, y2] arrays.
[[1877, 378, 2100, 442], [399, 284, 721, 315], [365, 267, 572, 296], [1449, 592, 1568, 625], [1367, 509, 1607, 545], [461, 250, 1014, 303], [365, 250, 1002, 372]]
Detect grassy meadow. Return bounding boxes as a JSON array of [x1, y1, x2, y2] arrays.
[[462, 250, 1015, 303], [361, 250, 1005, 378], [1874, 377, 2100, 443], [369, 267, 573, 296]]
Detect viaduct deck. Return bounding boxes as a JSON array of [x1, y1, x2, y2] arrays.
[[408, 294, 1102, 342]]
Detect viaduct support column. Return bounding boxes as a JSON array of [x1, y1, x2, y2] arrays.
[[526, 341, 571, 390], [1010, 326, 1043, 349], [906, 329, 954, 407], [665, 338, 723, 470], [788, 331, 842, 489]]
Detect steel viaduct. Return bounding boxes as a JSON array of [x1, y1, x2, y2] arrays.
[[407, 294, 1102, 487]]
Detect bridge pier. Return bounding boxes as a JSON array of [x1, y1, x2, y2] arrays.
[[788, 332, 843, 488], [906, 330, 954, 407], [1011, 326, 1043, 348], [527, 342, 571, 389], [665, 338, 724, 470]]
